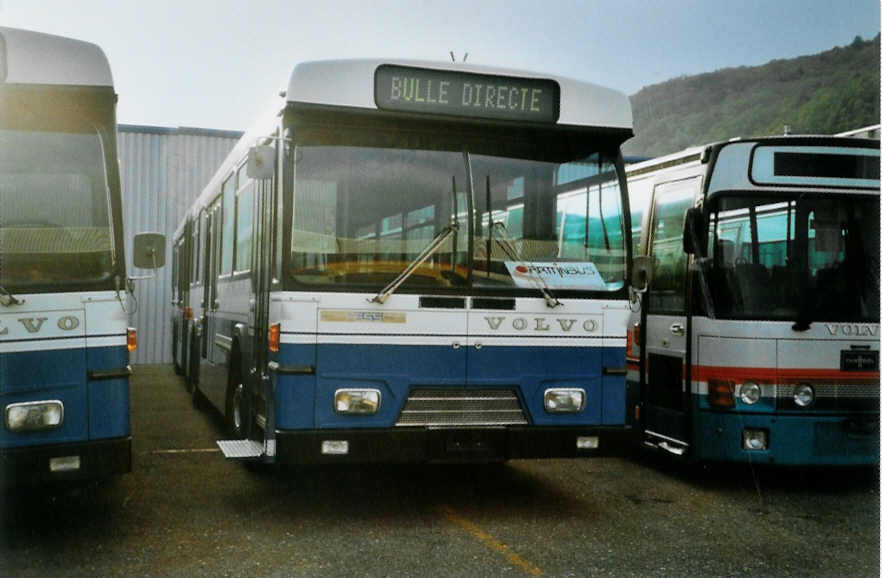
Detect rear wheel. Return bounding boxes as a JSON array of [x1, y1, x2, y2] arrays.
[[226, 363, 250, 439]]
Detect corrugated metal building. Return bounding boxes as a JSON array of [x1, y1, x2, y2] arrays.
[[119, 125, 242, 364]]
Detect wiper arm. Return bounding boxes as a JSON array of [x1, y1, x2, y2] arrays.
[[491, 221, 561, 309], [370, 223, 460, 304], [0, 285, 24, 307]]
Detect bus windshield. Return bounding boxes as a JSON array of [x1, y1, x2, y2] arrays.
[[706, 193, 880, 323], [0, 128, 115, 288], [289, 142, 626, 294]]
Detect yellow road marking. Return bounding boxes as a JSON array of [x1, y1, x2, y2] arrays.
[[439, 505, 544, 576]]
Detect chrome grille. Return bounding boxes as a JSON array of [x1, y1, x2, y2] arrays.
[[395, 388, 528, 427], [777, 383, 880, 411]]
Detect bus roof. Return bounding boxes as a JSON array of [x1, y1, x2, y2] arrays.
[[0, 26, 112, 87], [287, 59, 632, 130]]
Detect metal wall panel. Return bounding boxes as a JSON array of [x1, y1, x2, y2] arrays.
[[119, 125, 241, 364]]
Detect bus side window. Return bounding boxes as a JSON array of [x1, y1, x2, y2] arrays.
[[220, 173, 237, 275], [171, 243, 179, 300], [647, 178, 698, 313]]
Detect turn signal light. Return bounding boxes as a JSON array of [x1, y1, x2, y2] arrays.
[[708, 379, 735, 408], [626, 323, 640, 359], [268, 323, 280, 353], [127, 327, 137, 352], [184, 306, 193, 320]]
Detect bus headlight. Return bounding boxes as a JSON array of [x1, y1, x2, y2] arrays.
[[739, 382, 761, 405], [793, 384, 815, 408], [742, 429, 768, 451], [544, 388, 585, 413], [5, 400, 64, 432], [334, 389, 381, 415]]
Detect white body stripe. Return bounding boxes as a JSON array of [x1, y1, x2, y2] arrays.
[[273, 291, 628, 348], [0, 291, 128, 354]]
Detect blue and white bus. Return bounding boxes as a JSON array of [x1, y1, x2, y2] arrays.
[[626, 136, 880, 465], [173, 59, 636, 464], [0, 27, 161, 483]]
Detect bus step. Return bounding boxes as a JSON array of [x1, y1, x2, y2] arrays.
[[217, 440, 264, 459], [657, 441, 686, 456]]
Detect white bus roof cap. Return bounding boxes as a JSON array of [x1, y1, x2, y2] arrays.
[[287, 59, 632, 130], [0, 26, 113, 87]]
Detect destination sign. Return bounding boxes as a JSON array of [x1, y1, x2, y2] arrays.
[[375, 65, 559, 123]]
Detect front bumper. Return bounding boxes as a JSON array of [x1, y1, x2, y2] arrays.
[[275, 426, 631, 464], [697, 412, 879, 466], [0, 437, 131, 485]]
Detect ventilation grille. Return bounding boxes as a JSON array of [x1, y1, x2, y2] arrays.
[[777, 383, 880, 411], [395, 388, 528, 427]]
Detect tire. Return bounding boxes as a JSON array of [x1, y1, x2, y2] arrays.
[[226, 364, 250, 439]]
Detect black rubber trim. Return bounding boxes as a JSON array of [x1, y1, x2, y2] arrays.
[[88, 365, 132, 380], [268, 361, 315, 375], [0, 436, 131, 486], [274, 426, 632, 464]]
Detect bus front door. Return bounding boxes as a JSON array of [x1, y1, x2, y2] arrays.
[[639, 178, 698, 457]]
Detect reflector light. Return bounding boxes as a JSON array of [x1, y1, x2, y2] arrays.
[[577, 436, 599, 450], [626, 323, 640, 358], [268, 323, 280, 353], [321, 440, 349, 455], [127, 327, 137, 352], [708, 379, 735, 408], [49, 455, 81, 472]]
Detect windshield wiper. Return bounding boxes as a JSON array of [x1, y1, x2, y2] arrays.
[[490, 221, 561, 309], [369, 222, 460, 304], [0, 285, 24, 307]]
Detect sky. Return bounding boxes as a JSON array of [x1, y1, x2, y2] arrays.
[[2, 0, 879, 131]]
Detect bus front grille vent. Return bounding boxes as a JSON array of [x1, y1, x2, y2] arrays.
[[395, 388, 528, 427], [776, 383, 880, 411]]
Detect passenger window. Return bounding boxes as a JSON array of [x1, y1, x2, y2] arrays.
[[647, 178, 698, 313], [221, 174, 237, 275], [236, 178, 254, 272]]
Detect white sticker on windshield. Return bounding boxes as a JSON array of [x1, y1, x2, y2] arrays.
[[504, 262, 607, 290]]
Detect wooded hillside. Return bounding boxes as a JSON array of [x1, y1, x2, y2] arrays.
[[623, 35, 880, 157]]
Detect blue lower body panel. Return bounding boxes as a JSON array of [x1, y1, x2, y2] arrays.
[[274, 342, 627, 430], [0, 345, 131, 480], [695, 411, 879, 466]]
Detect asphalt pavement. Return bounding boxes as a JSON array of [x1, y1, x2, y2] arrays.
[[1, 364, 878, 577]]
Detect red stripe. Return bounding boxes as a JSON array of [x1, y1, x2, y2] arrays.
[[691, 364, 878, 384]]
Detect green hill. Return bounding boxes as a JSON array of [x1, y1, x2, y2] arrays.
[[623, 34, 880, 157]]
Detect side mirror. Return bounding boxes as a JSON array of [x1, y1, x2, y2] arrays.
[[133, 232, 166, 269], [631, 255, 653, 293], [247, 145, 275, 179], [682, 207, 705, 256]]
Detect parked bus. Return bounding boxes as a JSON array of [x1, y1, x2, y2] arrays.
[[0, 27, 162, 483], [626, 136, 880, 465], [172, 59, 637, 464]]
